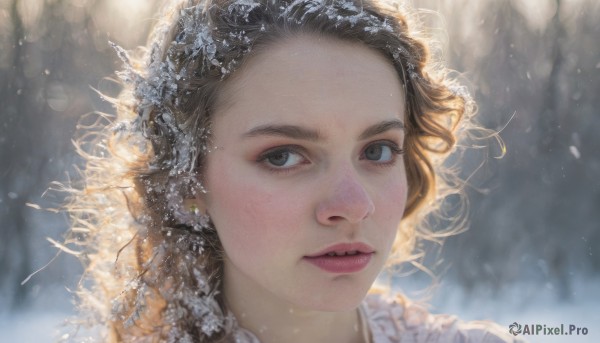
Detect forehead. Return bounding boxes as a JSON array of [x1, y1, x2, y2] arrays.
[[214, 35, 405, 135]]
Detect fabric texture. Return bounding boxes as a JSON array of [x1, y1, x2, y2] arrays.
[[362, 293, 525, 343], [234, 293, 525, 342]]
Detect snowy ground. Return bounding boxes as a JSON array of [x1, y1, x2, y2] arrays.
[[1, 278, 598, 342], [427, 276, 600, 343], [0, 310, 72, 343]]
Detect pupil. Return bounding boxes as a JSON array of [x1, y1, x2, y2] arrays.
[[366, 145, 382, 160], [269, 151, 289, 166]]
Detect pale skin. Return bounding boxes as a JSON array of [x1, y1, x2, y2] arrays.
[[193, 35, 408, 343]]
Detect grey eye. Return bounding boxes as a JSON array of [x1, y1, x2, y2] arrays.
[[267, 151, 290, 167], [264, 149, 305, 168], [364, 144, 393, 162]]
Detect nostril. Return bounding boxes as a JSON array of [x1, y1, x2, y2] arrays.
[[328, 215, 344, 222]]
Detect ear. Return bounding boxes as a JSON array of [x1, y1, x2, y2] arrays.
[[182, 195, 208, 215]]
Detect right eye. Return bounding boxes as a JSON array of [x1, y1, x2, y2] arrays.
[[257, 146, 308, 171]]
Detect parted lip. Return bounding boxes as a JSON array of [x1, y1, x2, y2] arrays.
[[304, 242, 375, 258]]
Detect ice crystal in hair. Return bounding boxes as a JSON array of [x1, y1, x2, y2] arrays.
[[160, 266, 226, 339], [104, 1, 433, 341], [365, 18, 392, 34], [448, 83, 471, 100], [177, 5, 219, 66], [228, 0, 261, 21], [123, 283, 147, 329], [283, 0, 396, 31], [110, 41, 136, 82], [111, 41, 180, 109], [449, 83, 475, 115]]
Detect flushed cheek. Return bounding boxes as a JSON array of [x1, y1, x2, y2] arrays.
[[207, 166, 307, 260]]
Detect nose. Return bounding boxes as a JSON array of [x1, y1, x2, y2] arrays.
[[315, 170, 375, 226]]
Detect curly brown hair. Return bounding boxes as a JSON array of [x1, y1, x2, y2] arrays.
[[64, 0, 484, 341]]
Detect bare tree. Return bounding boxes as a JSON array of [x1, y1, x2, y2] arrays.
[[0, 0, 157, 311]]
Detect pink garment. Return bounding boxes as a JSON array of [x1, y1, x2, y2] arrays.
[[234, 293, 526, 342], [362, 293, 526, 343]]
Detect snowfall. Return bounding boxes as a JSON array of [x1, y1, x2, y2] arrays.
[[1, 276, 598, 343]]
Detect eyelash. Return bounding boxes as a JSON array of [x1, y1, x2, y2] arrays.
[[256, 141, 404, 174], [256, 145, 308, 174], [361, 141, 405, 167]]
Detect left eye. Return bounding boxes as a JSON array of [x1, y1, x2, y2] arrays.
[[362, 143, 401, 163]]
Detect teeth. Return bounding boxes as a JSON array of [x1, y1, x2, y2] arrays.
[[326, 250, 359, 257]]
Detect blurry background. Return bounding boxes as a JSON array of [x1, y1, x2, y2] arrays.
[[0, 0, 598, 342]]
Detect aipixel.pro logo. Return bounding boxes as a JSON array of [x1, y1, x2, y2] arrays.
[[509, 322, 588, 337], [509, 322, 522, 336]]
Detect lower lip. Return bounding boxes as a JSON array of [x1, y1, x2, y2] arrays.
[[304, 253, 373, 273]]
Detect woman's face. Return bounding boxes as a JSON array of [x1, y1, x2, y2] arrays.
[[201, 35, 408, 311]]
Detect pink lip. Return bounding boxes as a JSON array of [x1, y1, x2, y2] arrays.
[[304, 242, 374, 274]]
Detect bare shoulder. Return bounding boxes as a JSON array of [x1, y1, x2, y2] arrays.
[[362, 293, 527, 343]]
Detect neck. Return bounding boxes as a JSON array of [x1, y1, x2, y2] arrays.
[[223, 259, 365, 343]]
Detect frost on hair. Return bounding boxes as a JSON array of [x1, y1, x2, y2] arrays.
[[65, 0, 480, 342]]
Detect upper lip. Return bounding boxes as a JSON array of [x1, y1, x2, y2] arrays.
[[305, 242, 375, 258]]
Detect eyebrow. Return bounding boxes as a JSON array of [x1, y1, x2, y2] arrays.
[[243, 124, 322, 141], [242, 119, 404, 141], [358, 119, 404, 140]]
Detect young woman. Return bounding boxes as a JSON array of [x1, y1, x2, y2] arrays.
[[66, 0, 522, 342]]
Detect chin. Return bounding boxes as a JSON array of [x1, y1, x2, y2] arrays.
[[293, 276, 373, 312]]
